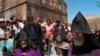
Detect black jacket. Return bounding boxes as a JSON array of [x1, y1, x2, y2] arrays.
[[24, 23, 43, 50], [54, 25, 70, 43]]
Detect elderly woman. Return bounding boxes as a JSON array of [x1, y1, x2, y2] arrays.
[[14, 30, 41, 56]]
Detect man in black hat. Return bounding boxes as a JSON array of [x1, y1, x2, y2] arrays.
[[70, 11, 100, 56]]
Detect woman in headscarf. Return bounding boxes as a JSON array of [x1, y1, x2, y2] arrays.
[[14, 30, 41, 56]]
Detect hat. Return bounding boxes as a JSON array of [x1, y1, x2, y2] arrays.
[[17, 30, 28, 42], [10, 14, 16, 20], [71, 11, 92, 34]]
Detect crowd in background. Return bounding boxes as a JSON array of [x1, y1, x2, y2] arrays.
[[0, 15, 100, 56], [0, 15, 72, 56]]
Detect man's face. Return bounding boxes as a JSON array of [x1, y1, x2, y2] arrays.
[[47, 20, 51, 25], [73, 33, 85, 42], [73, 33, 85, 46], [73, 33, 84, 38], [37, 17, 42, 23], [12, 17, 18, 23], [55, 22, 60, 26], [28, 19, 33, 24]]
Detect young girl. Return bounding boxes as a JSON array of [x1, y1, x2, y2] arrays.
[[14, 30, 41, 56]]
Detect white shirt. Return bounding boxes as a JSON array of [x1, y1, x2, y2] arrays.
[[9, 22, 24, 34], [0, 28, 4, 39]]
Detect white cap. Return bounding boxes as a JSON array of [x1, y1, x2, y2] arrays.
[[0, 18, 4, 21]]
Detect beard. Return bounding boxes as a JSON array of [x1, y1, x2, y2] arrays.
[[13, 22, 17, 24], [11, 21, 17, 24], [73, 34, 85, 46]]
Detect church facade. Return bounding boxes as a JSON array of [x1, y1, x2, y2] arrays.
[[0, 0, 67, 22]]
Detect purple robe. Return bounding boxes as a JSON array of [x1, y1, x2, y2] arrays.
[[68, 44, 100, 56], [14, 48, 41, 56]]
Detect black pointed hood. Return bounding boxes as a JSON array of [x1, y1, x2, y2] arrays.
[[71, 11, 92, 34], [15, 30, 31, 48], [17, 30, 28, 42]]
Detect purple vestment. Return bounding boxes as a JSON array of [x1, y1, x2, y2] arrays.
[[14, 48, 41, 56], [68, 44, 100, 56]]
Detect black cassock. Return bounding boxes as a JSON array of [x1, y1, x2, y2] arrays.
[[70, 11, 100, 56]]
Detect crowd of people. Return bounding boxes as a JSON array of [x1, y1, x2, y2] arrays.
[[0, 15, 73, 56], [0, 12, 100, 56]]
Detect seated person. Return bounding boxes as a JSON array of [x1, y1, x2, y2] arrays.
[[14, 30, 41, 56]]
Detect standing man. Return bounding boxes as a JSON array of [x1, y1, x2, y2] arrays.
[[24, 16, 42, 56], [34, 16, 44, 56], [9, 15, 24, 34], [9, 15, 24, 53], [35, 16, 43, 25]]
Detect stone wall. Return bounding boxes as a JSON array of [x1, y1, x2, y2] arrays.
[[1, 0, 67, 22]]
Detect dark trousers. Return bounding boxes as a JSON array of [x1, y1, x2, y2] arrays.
[[3, 52, 13, 56], [36, 39, 44, 56]]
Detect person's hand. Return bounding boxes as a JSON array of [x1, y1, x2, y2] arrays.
[[42, 39, 46, 43], [22, 53, 26, 56], [5, 32, 11, 39], [62, 42, 69, 48]]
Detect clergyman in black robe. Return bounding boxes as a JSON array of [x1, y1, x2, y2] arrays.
[[69, 11, 100, 56]]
